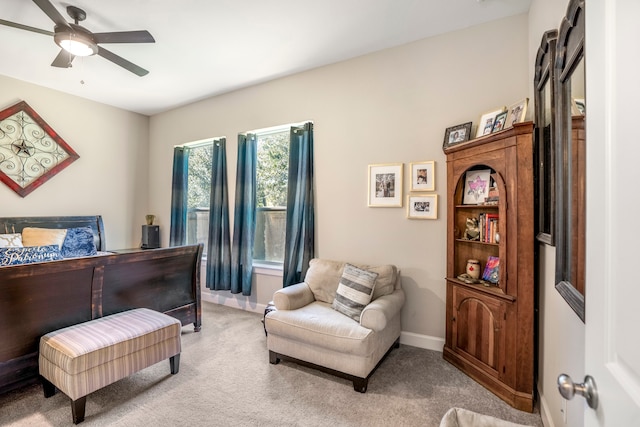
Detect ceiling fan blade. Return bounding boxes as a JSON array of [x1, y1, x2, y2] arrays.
[[51, 49, 75, 68], [0, 18, 54, 36], [98, 46, 149, 77], [94, 30, 155, 44], [33, 0, 71, 29]]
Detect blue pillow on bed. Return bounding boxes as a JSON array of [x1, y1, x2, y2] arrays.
[[61, 227, 98, 258], [0, 245, 63, 266]]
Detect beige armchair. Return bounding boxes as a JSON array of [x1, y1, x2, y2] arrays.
[[264, 258, 405, 392]]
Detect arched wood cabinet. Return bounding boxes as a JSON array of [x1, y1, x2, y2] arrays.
[[443, 122, 535, 412]]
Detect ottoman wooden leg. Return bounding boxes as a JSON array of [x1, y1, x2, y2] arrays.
[[71, 396, 87, 424], [41, 376, 56, 398], [170, 354, 180, 374]]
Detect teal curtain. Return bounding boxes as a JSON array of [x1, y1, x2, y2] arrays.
[[206, 138, 232, 290], [283, 122, 315, 287], [231, 134, 257, 295], [169, 146, 190, 246]]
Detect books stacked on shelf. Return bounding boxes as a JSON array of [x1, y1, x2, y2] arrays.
[[478, 213, 499, 243]]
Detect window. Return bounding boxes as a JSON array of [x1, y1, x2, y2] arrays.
[[185, 140, 214, 256], [254, 127, 290, 265]]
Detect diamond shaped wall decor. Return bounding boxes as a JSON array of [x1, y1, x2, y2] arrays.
[[0, 101, 79, 197]]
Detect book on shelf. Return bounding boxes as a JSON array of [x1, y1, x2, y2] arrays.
[[478, 213, 499, 243], [482, 256, 500, 284]]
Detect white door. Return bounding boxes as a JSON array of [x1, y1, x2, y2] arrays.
[[584, 0, 640, 425]]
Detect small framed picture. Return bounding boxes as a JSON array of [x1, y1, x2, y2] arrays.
[[443, 122, 472, 149], [407, 194, 438, 219], [410, 161, 435, 192], [368, 163, 403, 207], [463, 169, 492, 204], [491, 111, 508, 133], [476, 108, 506, 138], [572, 98, 585, 115], [506, 98, 529, 128]]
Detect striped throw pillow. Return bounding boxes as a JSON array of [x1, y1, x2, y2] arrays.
[[331, 264, 378, 322]]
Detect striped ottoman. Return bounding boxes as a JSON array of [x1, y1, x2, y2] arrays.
[[39, 308, 181, 424]]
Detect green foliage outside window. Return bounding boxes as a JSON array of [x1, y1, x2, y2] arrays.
[[187, 144, 213, 209], [257, 131, 289, 208]]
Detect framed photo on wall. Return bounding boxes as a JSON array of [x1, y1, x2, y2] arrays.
[[368, 163, 403, 207], [410, 161, 435, 191], [407, 194, 438, 219]]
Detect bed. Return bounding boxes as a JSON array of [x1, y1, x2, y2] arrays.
[[0, 215, 203, 394]]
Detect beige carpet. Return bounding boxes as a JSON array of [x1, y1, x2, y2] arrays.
[[0, 302, 543, 427]]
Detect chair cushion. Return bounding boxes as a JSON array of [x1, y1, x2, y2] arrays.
[[265, 301, 376, 355], [304, 258, 398, 303], [304, 258, 344, 303], [367, 264, 398, 300], [332, 264, 377, 321]]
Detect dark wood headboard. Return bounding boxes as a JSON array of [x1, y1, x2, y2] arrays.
[[0, 215, 106, 251]]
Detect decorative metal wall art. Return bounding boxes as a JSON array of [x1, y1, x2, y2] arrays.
[[0, 101, 79, 197]]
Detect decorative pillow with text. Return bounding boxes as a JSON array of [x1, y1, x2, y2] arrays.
[[0, 245, 63, 266], [331, 264, 378, 322]]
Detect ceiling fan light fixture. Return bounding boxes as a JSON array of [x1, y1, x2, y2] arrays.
[[54, 30, 98, 56]]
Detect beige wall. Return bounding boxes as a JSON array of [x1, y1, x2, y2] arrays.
[[0, 75, 150, 250], [528, 1, 585, 426], [148, 14, 529, 349], [1, 10, 583, 423]]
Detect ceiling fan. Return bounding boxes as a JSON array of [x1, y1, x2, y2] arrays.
[[0, 0, 155, 76]]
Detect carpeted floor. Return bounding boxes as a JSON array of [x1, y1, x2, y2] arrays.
[[0, 302, 543, 427]]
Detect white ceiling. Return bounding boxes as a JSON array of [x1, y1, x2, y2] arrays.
[[0, 0, 531, 116]]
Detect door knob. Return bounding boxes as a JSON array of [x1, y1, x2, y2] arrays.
[[557, 373, 598, 409]]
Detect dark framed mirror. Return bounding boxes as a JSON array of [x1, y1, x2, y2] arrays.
[[534, 29, 558, 245], [554, 0, 585, 321]]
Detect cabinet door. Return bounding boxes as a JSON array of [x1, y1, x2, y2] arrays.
[[451, 285, 506, 379]]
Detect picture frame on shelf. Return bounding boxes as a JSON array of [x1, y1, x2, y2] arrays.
[[442, 122, 472, 149], [506, 98, 529, 128], [368, 163, 403, 207], [491, 111, 508, 133], [409, 161, 435, 192], [476, 107, 506, 138], [463, 169, 492, 205], [407, 194, 438, 219]]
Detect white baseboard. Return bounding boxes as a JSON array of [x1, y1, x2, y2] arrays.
[[537, 389, 554, 427], [201, 292, 266, 314], [400, 331, 445, 352]]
